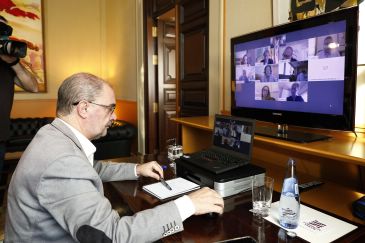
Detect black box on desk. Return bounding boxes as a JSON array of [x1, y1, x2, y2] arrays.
[[175, 158, 265, 197]]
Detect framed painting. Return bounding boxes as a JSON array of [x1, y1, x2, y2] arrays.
[[0, 0, 46, 92], [273, 0, 364, 64], [273, 0, 359, 24], [272, 0, 291, 26]]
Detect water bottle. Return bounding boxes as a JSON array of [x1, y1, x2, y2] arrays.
[[279, 158, 300, 229]]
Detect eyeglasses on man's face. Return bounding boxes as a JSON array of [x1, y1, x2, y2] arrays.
[[73, 101, 116, 114]]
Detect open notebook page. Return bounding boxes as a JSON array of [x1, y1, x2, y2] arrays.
[[142, 177, 200, 200]]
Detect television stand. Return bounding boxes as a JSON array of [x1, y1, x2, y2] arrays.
[[255, 125, 331, 143]]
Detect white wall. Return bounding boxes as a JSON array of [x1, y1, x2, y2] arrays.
[[14, 0, 138, 102], [105, 0, 137, 101], [209, 0, 222, 115], [224, 0, 272, 112], [209, 0, 272, 113]]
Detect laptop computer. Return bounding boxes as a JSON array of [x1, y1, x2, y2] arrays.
[[179, 114, 256, 174]]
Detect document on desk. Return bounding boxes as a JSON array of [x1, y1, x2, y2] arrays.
[[142, 177, 200, 200], [265, 201, 357, 243]]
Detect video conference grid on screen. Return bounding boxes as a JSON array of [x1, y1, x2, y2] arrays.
[[233, 20, 346, 116], [213, 117, 253, 155]]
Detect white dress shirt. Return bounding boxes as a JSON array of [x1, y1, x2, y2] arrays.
[[58, 118, 96, 165]]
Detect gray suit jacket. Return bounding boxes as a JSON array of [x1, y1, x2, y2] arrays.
[[5, 119, 183, 243]]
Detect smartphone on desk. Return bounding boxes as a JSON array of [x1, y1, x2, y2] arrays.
[[215, 236, 257, 243]]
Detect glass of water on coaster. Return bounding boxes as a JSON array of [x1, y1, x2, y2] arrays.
[[166, 138, 183, 174], [251, 175, 274, 217]]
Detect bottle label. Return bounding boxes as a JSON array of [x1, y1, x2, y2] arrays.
[[294, 183, 299, 194], [279, 194, 300, 228], [282, 178, 298, 193]]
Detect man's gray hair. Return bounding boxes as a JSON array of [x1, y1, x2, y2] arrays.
[[56, 72, 109, 116]]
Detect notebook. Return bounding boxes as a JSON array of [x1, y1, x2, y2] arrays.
[[180, 114, 256, 174], [142, 177, 200, 200]]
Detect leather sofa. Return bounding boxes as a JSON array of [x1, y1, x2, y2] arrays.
[[6, 117, 137, 160]]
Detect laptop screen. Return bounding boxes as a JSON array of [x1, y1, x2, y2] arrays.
[[212, 115, 255, 158]]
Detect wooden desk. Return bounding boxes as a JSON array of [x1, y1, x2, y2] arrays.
[[171, 116, 365, 225], [105, 155, 365, 242], [171, 116, 365, 164]]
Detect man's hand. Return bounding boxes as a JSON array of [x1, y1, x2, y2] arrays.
[[0, 54, 39, 92], [0, 54, 18, 64], [136, 161, 163, 181], [188, 187, 224, 215]]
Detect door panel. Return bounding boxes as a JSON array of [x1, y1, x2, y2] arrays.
[[181, 29, 207, 80], [180, 90, 208, 116], [180, 0, 208, 23], [179, 0, 209, 117], [158, 20, 178, 152], [153, 0, 175, 16]]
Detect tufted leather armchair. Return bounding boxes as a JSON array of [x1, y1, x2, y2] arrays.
[[92, 120, 137, 160], [6, 118, 137, 160], [6, 117, 54, 153]]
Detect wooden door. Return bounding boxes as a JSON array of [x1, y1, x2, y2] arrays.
[[144, 0, 159, 154], [152, 0, 175, 16], [157, 19, 178, 152], [179, 0, 209, 117], [143, 0, 209, 153]]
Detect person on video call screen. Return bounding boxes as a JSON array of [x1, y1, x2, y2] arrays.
[[286, 82, 304, 102], [260, 65, 276, 82], [317, 36, 340, 59]]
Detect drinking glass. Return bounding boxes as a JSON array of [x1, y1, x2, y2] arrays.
[[167, 144, 183, 161], [251, 176, 274, 217], [167, 140, 183, 176]]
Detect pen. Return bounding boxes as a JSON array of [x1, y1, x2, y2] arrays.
[[160, 177, 172, 190]]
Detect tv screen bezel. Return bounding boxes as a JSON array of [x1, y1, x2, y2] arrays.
[[230, 7, 358, 132]]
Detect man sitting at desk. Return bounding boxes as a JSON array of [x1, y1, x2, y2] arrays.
[[5, 72, 224, 242]]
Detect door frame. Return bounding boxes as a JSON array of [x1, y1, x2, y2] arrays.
[[143, 1, 180, 154]]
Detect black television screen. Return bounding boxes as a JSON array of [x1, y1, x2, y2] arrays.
[[231, 7, 358, 140]]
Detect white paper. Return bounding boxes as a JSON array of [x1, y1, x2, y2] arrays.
[[308, 56, 345, 81], [265, 201, 357, 243], [142, 177, 200, 200]]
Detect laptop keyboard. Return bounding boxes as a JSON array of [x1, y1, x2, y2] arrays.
[[199, 150, 240, 164], [189, 150, 246, 174]]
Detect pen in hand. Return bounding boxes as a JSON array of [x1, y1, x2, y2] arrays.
[[160, 177, 172, 190]]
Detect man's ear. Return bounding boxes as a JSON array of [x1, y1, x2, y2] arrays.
[[76, 101, 89, 119]]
